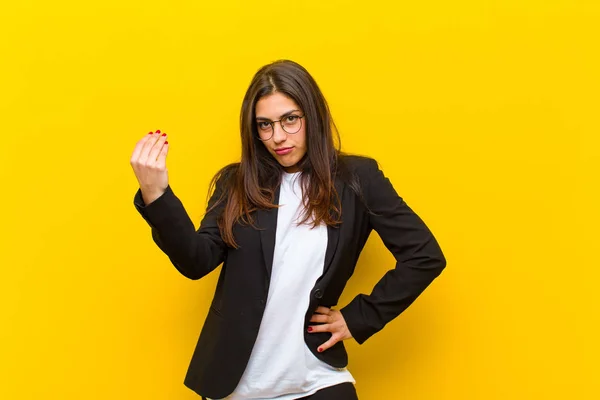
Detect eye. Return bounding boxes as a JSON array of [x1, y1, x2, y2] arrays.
[[257, 121, 271, 130], [285, 115, 299, 122]]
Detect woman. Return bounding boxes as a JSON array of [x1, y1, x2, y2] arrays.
[[130, 60, 446, 400]]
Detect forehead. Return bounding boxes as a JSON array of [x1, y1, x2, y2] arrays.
[[255, 92, 301, 119]]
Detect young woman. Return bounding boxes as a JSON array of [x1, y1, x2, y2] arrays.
[[130, 60, 446, 400]]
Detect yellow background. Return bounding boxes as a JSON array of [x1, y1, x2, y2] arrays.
[[1, 1, 598, 399]]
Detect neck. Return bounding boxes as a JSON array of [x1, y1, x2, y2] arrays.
[[284, 165, 300, 173]]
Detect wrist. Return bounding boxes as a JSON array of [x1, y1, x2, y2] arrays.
[[140, 188, 165, 205]]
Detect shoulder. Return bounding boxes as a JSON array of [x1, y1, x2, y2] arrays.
[[219, 162, 241, 176], [208, 162, 240, 197], [213, 162, 240, 183], [336, 153, 387, 203], [337, 153, 380, 180]]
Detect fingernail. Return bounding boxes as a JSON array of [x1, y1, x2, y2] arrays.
[[161, 133, 167, 136], [307, 327, 313, 332], [155, 130, 161, 133], [148, 132, 153, 135], [318, 347, 323, 352], [164, 141, 168, 144]]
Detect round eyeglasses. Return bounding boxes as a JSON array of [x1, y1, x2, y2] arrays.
[[256, 114, 304, 141]]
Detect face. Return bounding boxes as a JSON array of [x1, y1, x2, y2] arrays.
[[255, 92, 307, 173]]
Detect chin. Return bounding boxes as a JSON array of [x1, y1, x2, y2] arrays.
[[280, 158, 300, 168], [271, 154, 293, 166]]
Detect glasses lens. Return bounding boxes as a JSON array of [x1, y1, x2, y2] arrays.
[[282, 115, 302, 134], [256, 122, 273, 140]]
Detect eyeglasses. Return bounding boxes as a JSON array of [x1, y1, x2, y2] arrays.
[[255, 114, 305, 141]]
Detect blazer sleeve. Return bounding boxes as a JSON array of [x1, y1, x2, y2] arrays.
[[133, 177, 228, 280], [340, 158, 447, 344]]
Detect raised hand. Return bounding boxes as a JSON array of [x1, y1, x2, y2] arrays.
[[130, 130, 170, 205]]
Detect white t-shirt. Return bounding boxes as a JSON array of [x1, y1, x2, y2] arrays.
[[213, 171, 354, 399]]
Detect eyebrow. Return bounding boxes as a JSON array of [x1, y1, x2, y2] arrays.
[[255, 109, 301, 121]]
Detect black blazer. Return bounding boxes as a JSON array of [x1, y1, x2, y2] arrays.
[[133, 155, 446, 399]]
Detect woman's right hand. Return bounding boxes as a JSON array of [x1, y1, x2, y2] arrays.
[[130, 130, 170, 205]]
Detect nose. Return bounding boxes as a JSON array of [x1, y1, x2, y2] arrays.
[[272, 123, 287, 144]]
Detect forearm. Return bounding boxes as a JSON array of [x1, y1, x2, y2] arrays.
[[134, 185, 225, 280], [341, 253, 446, 344]]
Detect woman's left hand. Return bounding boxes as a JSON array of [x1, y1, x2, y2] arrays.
[[308, 306, 353, 352]]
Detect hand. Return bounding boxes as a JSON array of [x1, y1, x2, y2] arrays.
[[308, 306, 353, 352], [130, 130, 170, 205]]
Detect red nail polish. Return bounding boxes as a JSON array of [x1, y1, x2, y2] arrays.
[[318, 347, 323, 352], [308, 327, 313, 332], [161, 133, 166, 136], [148, 132, 153, 135], [155, 129, 161, 133], [164, 141, 168, 144]]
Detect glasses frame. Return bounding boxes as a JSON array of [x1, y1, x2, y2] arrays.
[[255, 114, 305, 141]]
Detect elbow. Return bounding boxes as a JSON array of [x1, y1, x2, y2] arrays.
[[169, 256, 210, 281], [159, 235, 224, 281], [435, 251, 447, 275], [418, 248, 447, 276], [427, 236, 447, 276]]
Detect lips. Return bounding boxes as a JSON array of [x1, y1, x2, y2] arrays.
[[274, 147, 293, 155]]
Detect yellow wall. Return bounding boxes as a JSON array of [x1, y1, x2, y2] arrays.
[[1, 1, 598, 398]]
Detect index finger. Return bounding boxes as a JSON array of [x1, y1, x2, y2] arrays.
[[317, 334, 340, 353]]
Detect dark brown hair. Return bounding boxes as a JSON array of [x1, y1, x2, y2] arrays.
[[208, 59, 345, 248]]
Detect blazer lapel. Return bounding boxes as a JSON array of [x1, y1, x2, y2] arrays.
[[257, 186, 280, 279], [257, 176, 345, 279], [323, 176, 345, 275]]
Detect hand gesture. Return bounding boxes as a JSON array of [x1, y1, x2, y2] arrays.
[[130, 130, 169, 205], [308, 306, 353, 352]]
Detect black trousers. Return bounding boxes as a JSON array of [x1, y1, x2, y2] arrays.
[[298, 382, 358, 399]]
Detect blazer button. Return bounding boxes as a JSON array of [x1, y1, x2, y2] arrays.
[[314, 289, 323, 299]]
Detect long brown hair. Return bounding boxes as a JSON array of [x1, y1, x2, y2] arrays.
[[208, 60, 345, 248]]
